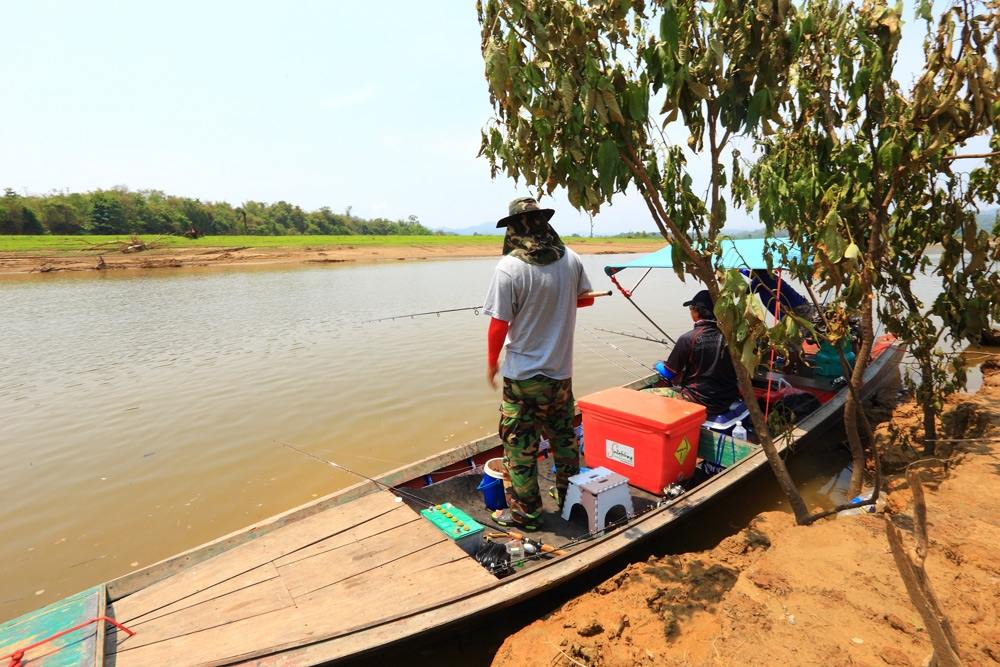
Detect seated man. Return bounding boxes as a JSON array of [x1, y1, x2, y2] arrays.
[[654, 290, 740, 416]]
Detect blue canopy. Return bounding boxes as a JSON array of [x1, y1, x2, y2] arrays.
[[604, 238, 803, 276]]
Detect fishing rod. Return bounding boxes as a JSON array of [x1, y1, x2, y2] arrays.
[[593, 327, 673, 346], [281, 443, 431, 506], [361, 306, 482, 324], [609, 279, 679, 346], [360, 291, 614, 324]]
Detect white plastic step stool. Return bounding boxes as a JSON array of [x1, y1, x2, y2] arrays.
[[561, 466, 634, 533]]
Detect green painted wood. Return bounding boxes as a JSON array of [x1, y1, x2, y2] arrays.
[[0, 586, 102, 667]]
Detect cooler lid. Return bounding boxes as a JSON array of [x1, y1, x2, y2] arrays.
[[577, 387, 707, 431]]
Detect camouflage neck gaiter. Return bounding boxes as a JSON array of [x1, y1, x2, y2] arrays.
[[502, 215, 566, 266]]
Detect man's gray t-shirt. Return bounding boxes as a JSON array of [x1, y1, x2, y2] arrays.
[[483, 250, 592, 380]]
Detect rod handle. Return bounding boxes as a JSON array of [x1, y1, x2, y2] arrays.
[[580, 290, 613, 299], [499, 529, 568, 556]]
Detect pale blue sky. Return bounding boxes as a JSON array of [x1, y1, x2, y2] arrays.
[[0, 1, 980, 235]]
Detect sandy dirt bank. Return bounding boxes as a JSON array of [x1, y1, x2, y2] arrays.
[[0, 240, 661, 276], [493, 364, 1000, 666]]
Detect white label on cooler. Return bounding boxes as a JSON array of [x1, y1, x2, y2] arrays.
[[606, 440, 635, 467]]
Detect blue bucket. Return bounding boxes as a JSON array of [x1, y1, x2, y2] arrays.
[[477, 458, 507, 510]]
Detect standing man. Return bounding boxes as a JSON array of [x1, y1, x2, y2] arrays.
[[483, 196, 593, 531]]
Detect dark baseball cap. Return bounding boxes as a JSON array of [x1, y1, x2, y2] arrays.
[[682, 289, 713, 310]]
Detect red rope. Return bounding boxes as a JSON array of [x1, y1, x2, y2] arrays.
[[3, 616, 135, 666], [608, 273, 632, 298], [764, 270, 783, 422]]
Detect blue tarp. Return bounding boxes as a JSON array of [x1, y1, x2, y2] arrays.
[[604, 238, 803, 276]]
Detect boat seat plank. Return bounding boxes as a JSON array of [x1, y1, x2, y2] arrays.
[[277, 515, 448, 600], [109, 540, 494, 666], [291, 538, 489, 610], [118, 562, 278, 627], [111, 490, 401, 624], [111, 576, 294, 651]]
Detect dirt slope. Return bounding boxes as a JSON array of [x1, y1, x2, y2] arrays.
[[493, 366, 1000, 667]]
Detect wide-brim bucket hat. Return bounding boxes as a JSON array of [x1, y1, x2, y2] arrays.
[[496, 196, 555, 228]]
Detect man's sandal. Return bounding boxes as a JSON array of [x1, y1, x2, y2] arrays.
[[491, 508, 541, 532]]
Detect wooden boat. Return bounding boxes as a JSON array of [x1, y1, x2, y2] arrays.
[[0, 338, 903, 666], [1, 240, 906, 664]]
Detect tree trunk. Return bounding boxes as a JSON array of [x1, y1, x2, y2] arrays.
[[922, 391, 938, 457], [897, 282, 941, 458], [710, 287, 811, 523], [737, 358, 812, 523], [844, 284, 875, 498]]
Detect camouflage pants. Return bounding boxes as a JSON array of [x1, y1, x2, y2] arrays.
[[498, 375, 579, 519]]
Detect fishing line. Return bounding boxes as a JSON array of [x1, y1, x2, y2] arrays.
[[581, 325, 659, 375], [281, 443, 434, 506], [580, 336, 648, 380], [593, 327, 672, 346], [579, 330, 651, 379], [638, 324, 671, 344]]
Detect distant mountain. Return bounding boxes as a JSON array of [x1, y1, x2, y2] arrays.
[[977, 208, 998, 234], [437, 222, 773, 238], [726, 227, 769, 239], [437, 222, 503, 236]]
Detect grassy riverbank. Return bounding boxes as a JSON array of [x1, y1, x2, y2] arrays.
[[0, 234, 661, 253], [0, 235, 666, 275]]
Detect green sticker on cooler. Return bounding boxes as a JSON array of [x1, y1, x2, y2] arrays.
[[675, 436, 691, 465], [420, 502, 484, 540]]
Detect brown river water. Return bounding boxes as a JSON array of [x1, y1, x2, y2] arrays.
[[0, 254, 941, 623]]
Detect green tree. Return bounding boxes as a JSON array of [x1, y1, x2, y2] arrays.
[[478, 0, 815, 521], [268, 201, 308, 234], [750, 0, 999, 489], [1, 188, 44, 234], [2, 188, 442, 238], [42, 201, 84, 234], [88, 191, 129, 234]]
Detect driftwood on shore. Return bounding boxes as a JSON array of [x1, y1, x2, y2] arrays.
[[80, 235, 169, 254]]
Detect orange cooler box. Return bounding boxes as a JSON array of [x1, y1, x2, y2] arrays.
[[578, 387, 707, 494]]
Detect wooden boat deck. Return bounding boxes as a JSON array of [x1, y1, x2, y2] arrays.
[[105, 490, 496, 666]]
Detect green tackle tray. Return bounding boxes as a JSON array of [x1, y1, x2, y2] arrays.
[[421, 502, 484, 540]]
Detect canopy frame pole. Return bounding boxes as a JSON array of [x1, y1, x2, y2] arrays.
[[630, 267, 653, 295]]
